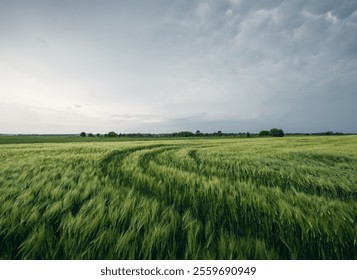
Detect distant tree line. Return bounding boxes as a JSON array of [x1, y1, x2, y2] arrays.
[[79, 129, 348, 138], [307, 131, 345, 136]]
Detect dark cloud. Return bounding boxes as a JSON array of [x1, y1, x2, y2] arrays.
[[0, 0, 356, 133]]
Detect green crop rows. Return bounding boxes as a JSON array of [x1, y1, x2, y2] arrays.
[[0, 136, 356, 259]]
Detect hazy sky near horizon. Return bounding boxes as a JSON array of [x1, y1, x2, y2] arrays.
[[1, 0, 356, 134]]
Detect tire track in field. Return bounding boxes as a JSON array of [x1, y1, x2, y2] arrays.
[[105, 145, 293, 259], [99, 144, 277, 258], [99, 144, 356, 259], [99, 144, 193, 259], [99, 144, 190, 209], [141, 146, 357, 259], [131, 146, 307, 259], [67, 144, 168, 219]]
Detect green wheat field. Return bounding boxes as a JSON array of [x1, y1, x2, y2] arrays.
[[0, 136, 356, 259]]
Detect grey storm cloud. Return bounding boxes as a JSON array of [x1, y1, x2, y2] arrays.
[[0, 0, 356, 133]]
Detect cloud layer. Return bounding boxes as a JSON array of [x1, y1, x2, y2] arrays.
[[1, 0, 356, 133]]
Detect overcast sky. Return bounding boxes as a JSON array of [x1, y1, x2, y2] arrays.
[[0, 0, 356, 134]]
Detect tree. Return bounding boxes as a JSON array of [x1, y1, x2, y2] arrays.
[[107, 131, 118, 137], [80, 132, 86, 137], [269, 128, 284, 137], [87, 133, 95, 137], [246, 132, 250, 138], [96, 133, 100, 137], [195, 130, 201, 136], [259, 130, 269, 137], [217, 130, 223, 136]]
